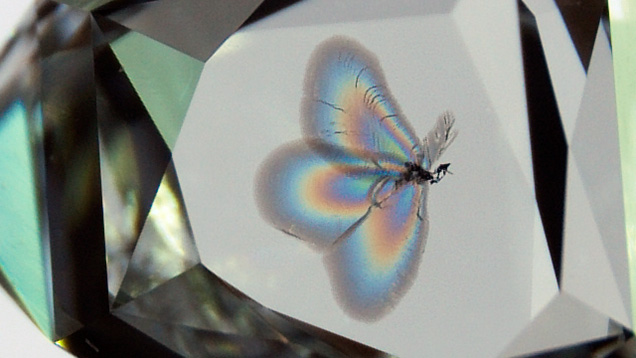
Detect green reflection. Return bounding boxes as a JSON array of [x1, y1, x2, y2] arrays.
[[0, 101, 52, 337], [610, 0, 636, 326], [110, 30, 204, 149]]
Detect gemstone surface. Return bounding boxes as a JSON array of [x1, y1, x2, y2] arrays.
[[0, 0, 634, 357]]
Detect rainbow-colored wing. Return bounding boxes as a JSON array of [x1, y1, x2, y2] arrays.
[[324, 181, 429, 321], [302, 37, 422, 165], [256, 140, 402, 247]]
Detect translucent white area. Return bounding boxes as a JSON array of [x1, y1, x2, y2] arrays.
[[175, 4, 540, 356]]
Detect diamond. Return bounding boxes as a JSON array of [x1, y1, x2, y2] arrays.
[[0, 0, 634, 357]]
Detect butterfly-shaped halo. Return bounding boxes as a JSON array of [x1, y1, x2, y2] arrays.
[[256, 36, 457, 321]]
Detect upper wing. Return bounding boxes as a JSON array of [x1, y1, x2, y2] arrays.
[[255, 140, 400, 248], [419, 111, 457, 170], [301, 36, 422, 165], [324, 181, 429, 321]]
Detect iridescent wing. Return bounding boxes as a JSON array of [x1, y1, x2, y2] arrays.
[[256, 140, 402, 247], [419, 111, 457, 170], [258, 37, 452, 320], [324, 181, 429, 321], [302, 36, 423, 165]]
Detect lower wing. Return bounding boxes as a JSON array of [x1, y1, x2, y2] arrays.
[[324, 181, 429, 321]]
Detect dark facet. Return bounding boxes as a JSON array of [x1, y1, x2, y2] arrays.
[[60, 314, 181, 357], [554, 0, 606, 71], [38, 2, 110, 337], [519, 0, 569, 283]]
